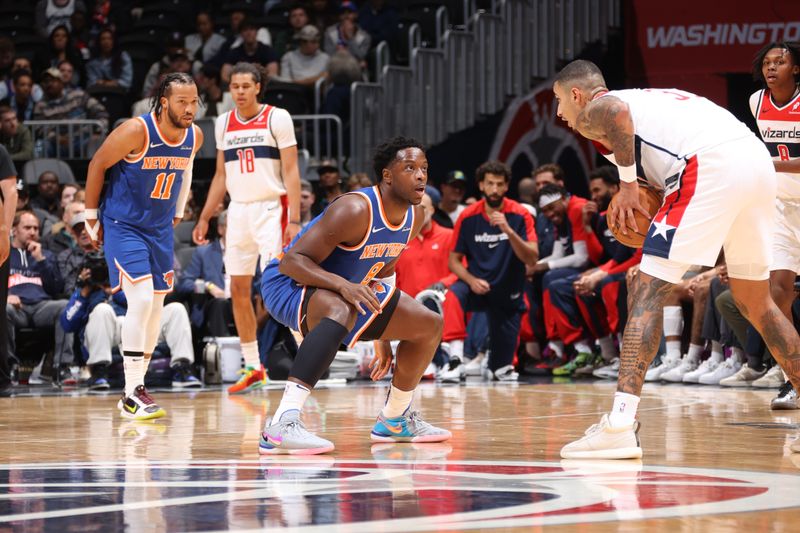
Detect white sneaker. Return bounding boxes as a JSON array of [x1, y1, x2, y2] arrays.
[[752, 365, 784, 388], [682, 358, 719, 383], [463, 354, 485, 377], [698, 358, 742, 385], [437, 358, 464, 383], [592, 357, 620, 379], [421, 362, 437, 381], [560, 414, 642, 459], [644, 356, 680, 382], [484, 364, 518, 382], [661, 357, 699, 382], [719, 363, 766, 387]]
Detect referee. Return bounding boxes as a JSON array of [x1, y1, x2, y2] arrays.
[[0, 145, 18, 396]]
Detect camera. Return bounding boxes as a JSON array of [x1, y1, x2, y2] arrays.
[[80, 251, 109, 287]]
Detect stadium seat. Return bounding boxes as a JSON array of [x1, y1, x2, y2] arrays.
[[261, 82, 311, 115], [22, 159, 77, 186], [174, 221, 196, 248]]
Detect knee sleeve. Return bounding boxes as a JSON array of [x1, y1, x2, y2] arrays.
[[120, 277, 155, 353]]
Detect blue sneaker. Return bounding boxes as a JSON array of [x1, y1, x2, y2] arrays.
[[171, 362, 202, 389], [87, 364, 110, 391], [370, 411, 452, 443]]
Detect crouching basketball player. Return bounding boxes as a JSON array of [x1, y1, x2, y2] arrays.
[[85, 73, 202, 419], [259, 137, 452, 454], [553, 60, 800, 458]]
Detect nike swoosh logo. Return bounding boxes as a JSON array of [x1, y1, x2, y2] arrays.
[[267, 435, 283, 446], [124, 402, 137, 413], [383, 421, 405, 434], [371, 227, 385, 234], [150, 142, 163, 148], [488, 243, 500, 249]]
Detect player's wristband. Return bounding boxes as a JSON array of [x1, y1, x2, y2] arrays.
[[618, 164, 637, 183], [84, 209, 98, 219]]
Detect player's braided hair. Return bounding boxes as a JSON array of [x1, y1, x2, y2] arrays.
[[372, 136, 426, 182], [151, 72, 196, 116], [230, 62, 266, 98], [752, 41, 800, 85]]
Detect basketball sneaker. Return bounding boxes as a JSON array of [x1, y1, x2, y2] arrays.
[[752, 365, 784, 388], [171, 361, 202, 389], [119, 385, 166, 420], [682, 358, 720, 383], [698, 357, 741, 385], [552, 352, 592, 376], [770, 381, 798, 410], [259, 409, 335, 455], [644, 356, 680, 382], [484, 364, 519, 382], [370, 410, 452, 443], [718, 363, 766, 387], [560, 414, 642, 459], [421, 362, 437, 381], [574, 354, 606, 377], [437, 357, 464, 383], [661, 357, 699, 382], [463, 353, 485, 376], [87, 364, 110, 391], [592, 357, 620, 379], [227, 365, 268, 394]]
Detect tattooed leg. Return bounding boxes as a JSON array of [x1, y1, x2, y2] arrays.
[[729, 278, 800, 391], [617, 271, 675, 396]]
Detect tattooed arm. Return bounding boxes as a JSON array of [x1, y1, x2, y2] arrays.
[[577, 96, 650, 234]]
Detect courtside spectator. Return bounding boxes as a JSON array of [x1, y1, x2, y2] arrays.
[[0, 106, 33, 161]]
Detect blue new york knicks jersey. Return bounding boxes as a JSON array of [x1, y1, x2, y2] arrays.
[[262, 186, 415, 346], [102, 112, 195, 230]]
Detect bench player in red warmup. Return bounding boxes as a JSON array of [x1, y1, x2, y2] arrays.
[[553, 59, 800, 458]]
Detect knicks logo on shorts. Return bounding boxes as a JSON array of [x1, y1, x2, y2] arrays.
[[163, 271, 175, 289], [369, 280, 387, 294]]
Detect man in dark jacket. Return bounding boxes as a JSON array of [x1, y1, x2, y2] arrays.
[[7, 210, 71, 376]]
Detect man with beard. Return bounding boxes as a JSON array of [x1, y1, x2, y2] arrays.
[[440, 161, 538, 381], [547, 167, 641, 378], [84, 73, 202, 419]]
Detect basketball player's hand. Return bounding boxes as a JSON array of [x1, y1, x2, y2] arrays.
[[368, 343, 393, 381], [610, 181, 650, 235], [340, 282, 381, 315], [85, 217, 103, 250], [717, 264, 729, 284], [468, 278, 490, 295], [489, 211, 510, 233], [27, 240, 44, 262], [192, 219, 209, 246], [284, 223, 300, 247]]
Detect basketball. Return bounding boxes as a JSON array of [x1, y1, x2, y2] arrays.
[[606, 186, 663, 248]]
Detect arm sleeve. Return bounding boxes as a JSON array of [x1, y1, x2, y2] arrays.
[[60, 290, 90, 333], [175, 128, 197, 217], [269, 108, 297, 149], [547, 240, 589, 270]]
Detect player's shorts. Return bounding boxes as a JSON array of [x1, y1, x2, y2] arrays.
[[103, 217, 174, 293], [225, 198, 285, 276], [640, 135, 776, 284], [261, 260, 400, 348], [771, 199, 800, 274]]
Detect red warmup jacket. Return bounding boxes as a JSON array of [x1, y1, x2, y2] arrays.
[[395, 221, 457, 297]]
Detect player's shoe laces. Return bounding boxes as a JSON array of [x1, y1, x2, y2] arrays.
[[119, 385, 166, 420], [259, 409, 334, 455], [770, 381, 798, 410], [370, 410, 452, 443], [560, 414, 642, 460], [227, 365, 267, 394]]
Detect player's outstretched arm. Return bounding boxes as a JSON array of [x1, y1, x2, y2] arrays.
[[85, 118, 146, 245], [279, 194, 381, 314], [193, 149, 227, 245]]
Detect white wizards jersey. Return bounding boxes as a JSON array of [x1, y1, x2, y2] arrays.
[[597, 89, 754, 190], [750, 88, 800, 201], [215, 104, 297, 202]]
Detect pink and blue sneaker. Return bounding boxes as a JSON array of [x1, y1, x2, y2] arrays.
[[259, 410, 335, 455], [370, 410, 452, 443]]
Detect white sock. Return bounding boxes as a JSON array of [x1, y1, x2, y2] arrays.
[[382, 385, 414, 418], [686, 343, 704, 363], [124, 356, 145, 397], [241, 341, 260, 369], [272, 382, 310, 422], [709, 341, 723, 363], [574, 339, 592, 354], [665, 340, 682, 361], [448, 339, 464, 361], [731, 347, 744, 363], [663, 306, 683, 336], [609, 391, 640, 427], [598, 335, 618, 361], [548, 340, 565, 359]]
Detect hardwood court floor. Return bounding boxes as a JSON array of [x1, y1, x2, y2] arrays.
[[1, 379, 799, 532]]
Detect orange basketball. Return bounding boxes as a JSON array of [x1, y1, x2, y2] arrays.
[[606, 186, 663, 248]]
